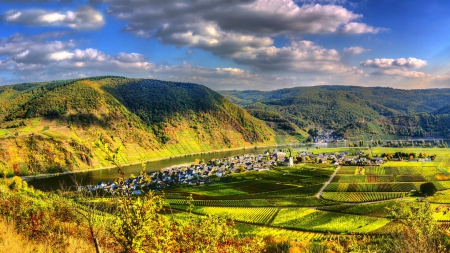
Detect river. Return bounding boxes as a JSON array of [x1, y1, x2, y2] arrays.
[[27, 142, 348, 191]]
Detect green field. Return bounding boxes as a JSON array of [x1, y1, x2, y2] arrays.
[[271, 208, 390, 233]]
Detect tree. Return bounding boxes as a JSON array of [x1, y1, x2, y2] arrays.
[[420, 182, 437, 196], [308, 128, 318, 137], [387, 202, 448, 253], [71, 181, 111, 253]]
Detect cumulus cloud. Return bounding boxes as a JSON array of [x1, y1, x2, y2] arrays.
[[205, 3, 374, 35], [0, 33, 154, 81], [360, 57, 427, 69], [360, 57, 428, 78], [104, 0, 382, 72], [2, 6, 104, 30], [232, 40, 363, 76], [343, 46, 370, 55]]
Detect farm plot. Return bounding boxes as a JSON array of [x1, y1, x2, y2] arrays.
[[213, 184, 325, 200], [433, 205, 450, 221], [321, 192, 405, 203], [337, 175, 367, 183], [394, 174, 426, 182], [173, 186, 249, 197], [433, 181, 450, 191], [427, 190, 450, 204], [319, 202, 395, 217], [236, 223, 338, 242], [166, 198, 271, 207], [183, 206, 279, 225], [167, 196, 333, 207], [337, 167, 358, 174], [380, 166, 429, 175], [265, 196, 334, 207], [365, 167, 386, 175], [440, 222, 450, 231], [366, 175, 394, 182], [271, 208, 390, 233], [324, 183, 419, 192]]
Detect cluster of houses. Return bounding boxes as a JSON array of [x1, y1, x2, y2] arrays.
[[296, 151, 385, 166], [82, 150, 292, 193], [313, 131, 346, 144]]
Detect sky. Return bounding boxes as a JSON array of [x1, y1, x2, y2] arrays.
[[1, 0, 450, 90]]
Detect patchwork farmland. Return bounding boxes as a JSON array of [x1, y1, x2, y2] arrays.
[[162, 148, 450, 237]]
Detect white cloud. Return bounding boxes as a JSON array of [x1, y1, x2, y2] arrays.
[[0, 33, 154, 81], [0, 32, 368, 89], [343, 46, 370, 55], [338, 22, 382, 34], [374, 69, 429, 78], [107, 1, 382, 37], [360, 57, 428, 79], [233, 40, 363, 76], [2, 6, 104, 30], [360, 57, 427, 69]]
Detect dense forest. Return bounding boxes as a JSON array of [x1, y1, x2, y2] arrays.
[[219, 86, 450, 138], [376, 112, 450, 138], [0, 76, 275, 176]]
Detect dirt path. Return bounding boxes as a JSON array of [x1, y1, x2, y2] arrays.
[[316, 165, 341, 199]]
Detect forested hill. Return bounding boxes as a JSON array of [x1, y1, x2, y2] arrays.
[[219, 86, 450, 136], [0, 77, 275, 176]]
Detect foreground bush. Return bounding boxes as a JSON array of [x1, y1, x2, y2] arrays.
[[0, 177, 264, 253]]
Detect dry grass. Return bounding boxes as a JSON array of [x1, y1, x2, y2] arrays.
[[0, 218, 95, 253]]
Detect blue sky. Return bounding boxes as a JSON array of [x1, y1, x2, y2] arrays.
[[1, 0, 449, 90]]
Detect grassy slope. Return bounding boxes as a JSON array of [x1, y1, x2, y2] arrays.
[[0, 77, 276, 176]]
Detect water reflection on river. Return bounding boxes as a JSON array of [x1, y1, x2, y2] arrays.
[[28, 142, 347, 191]]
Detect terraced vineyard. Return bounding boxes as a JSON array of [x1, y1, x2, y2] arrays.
[[236, 223, 342, 242], [321, 192, 405, 203], [433, 205, 450, 222], [181, 206, 279, 225], [271, 208, 390, 233], [440, 222, 450, 230], [325, 182, 422, 192], [427, 190, 450, 203], [166, 198, 272, 207], [162, 148, 450, 239]]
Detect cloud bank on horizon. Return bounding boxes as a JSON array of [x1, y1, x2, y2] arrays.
[[0, 0, 449, 90]]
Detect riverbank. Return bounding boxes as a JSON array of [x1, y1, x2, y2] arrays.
[[22, 143, 300, 182]]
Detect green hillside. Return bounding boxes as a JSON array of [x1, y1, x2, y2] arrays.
[[375, 113, 450, 138], [0, 77, 275, 176], [219, 86, 450, 138]]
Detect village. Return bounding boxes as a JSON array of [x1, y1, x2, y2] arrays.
[[84, 149, 394, 194]]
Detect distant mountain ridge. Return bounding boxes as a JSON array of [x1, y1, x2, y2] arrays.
[[0, 77, 275, 176], [219, 86, 450, 139]]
